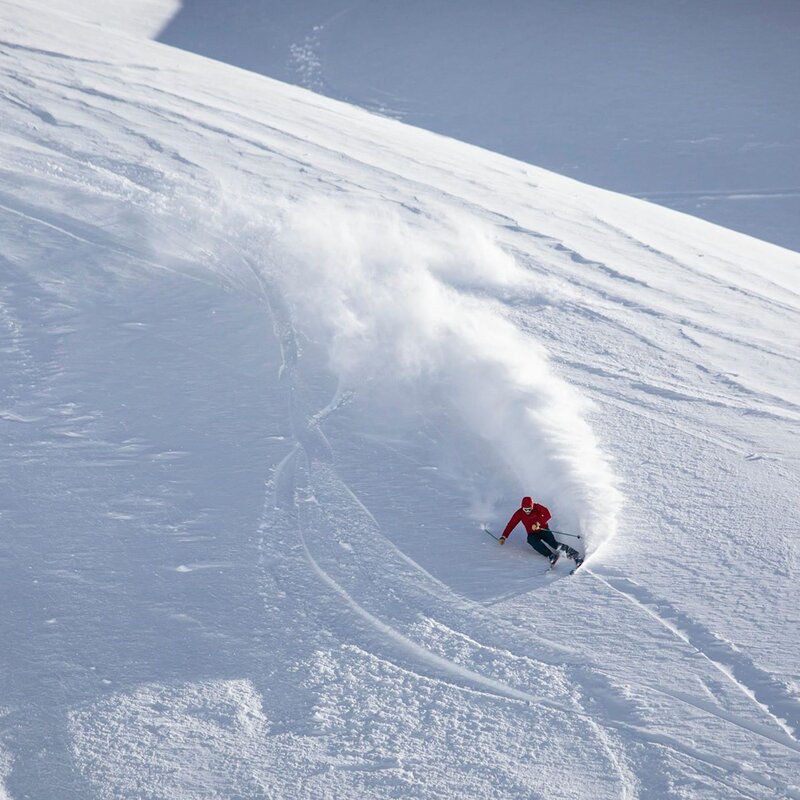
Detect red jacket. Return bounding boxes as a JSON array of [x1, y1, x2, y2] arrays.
[[501, 496, 551, 539]]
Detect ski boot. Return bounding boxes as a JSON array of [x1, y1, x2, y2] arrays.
[[560, 544, 580, 560], [569, 554, 585, 575]]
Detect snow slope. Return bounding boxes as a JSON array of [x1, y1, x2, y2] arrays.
[[158, 0, 800, 252], [1, 3, 799, 799]]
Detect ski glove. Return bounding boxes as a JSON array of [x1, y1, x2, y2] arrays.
[[498, 536, 506, 545]]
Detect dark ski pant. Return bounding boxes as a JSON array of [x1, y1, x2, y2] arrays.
[[527, 529, 579, 560]]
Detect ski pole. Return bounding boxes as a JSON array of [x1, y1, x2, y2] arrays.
[[549, 529, 581, 539], [484, 525, 580, 541]]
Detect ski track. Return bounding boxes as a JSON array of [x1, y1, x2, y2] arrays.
[[251, 262, 798, 799], [253, 265, 554, 707], [591, 570, 800, 741], [251, 267, 651, 795]]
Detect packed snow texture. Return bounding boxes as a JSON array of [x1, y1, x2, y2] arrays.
[[1, 2, 799, 800]]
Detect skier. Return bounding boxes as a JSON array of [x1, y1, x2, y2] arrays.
[[498, 496, 582, 569]]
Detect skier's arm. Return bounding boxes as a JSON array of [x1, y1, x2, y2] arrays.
[[499, 511, 521, 543]]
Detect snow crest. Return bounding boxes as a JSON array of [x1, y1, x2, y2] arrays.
[[263, 197, 622, 553]]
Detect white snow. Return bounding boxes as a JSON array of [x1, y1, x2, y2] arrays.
[[0, 2, 799, 799]]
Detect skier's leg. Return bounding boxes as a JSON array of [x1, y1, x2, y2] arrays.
[[539, 528, 560, 551], [527, 533, 555, 557], [541, 527, 579, 559]]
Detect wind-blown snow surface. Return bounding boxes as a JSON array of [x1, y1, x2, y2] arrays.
[[157, 0, 800, 253], [1, 4, 799, 799]]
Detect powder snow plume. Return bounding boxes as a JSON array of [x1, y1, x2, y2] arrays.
[[247, 197, 623, 556]]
